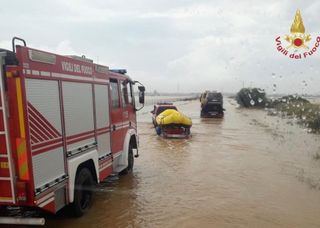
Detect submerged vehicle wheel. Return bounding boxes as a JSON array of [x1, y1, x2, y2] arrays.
[[120, 143, 134, 175], [72, 168, 94, 217]]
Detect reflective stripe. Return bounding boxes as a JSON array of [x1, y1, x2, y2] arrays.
[[16, 78, 26, 138], [37, 192, 54, 204], [25, 70, 110, 83], [38, 197, 54, 208], [100, 162, 112, 171], [16, 138, 29, 180], [113, 121, 130, 131], [0, 162, 8, 169], [6, 72, 12, 78], [40, 71, 51, 77], [16, 79, 29, 180], [113, 151, 122, 158], [31, 70, 40, 76], [0, 197, 13, 202]]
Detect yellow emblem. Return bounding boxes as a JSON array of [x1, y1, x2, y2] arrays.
[[285, 10, 311, 49]]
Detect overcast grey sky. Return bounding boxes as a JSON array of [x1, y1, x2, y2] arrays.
[[1, 0, 319, 94]]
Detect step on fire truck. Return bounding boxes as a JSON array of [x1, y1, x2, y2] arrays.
[[0, 37, 145, 225]]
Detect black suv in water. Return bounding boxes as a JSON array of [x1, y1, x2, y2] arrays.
[[200, 91, 224, 118]]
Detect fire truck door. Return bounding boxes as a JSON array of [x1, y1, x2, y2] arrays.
[[110, 79, 124, 154], [120, 80, 134, 130]]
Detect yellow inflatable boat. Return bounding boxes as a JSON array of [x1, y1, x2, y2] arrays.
[[156, 109, 192, 126]]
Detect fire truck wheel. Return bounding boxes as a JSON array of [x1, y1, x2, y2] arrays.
[[120, 143, 134, 175], [72, 168, 94, 217]]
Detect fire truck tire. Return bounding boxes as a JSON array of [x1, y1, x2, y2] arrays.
[[72, 168, 94, 217], [120, 143, 134, 175]]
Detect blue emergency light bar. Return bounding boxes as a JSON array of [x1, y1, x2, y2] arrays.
[[110, 69, 127, 74]]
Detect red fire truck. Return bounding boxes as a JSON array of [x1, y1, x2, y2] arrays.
[[0, 37, 145, 224]]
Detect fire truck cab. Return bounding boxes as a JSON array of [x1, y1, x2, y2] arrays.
[[0, 37, 145, 223]]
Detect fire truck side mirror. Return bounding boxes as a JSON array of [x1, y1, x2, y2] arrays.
[[133, 81, 145, 111], [138, 86, 145, 104]]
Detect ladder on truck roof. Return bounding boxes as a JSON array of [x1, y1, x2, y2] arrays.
[[0, 52, 16, 204]]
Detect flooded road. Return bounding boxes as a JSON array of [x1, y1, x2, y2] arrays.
[[46, 98, 320, 227]]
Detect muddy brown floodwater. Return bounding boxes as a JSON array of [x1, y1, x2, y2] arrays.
[[45, 98, 320, 228]]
